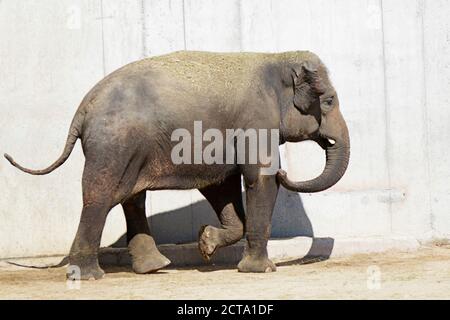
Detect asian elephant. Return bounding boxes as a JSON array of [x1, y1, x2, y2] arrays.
[[5, 51, 350, 280]]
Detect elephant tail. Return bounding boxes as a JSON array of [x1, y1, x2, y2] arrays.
[[7, 256, 68, 269], [4, 109, 85, 175]]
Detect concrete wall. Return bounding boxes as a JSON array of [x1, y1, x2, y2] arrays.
[[0, 0, 448, 259]]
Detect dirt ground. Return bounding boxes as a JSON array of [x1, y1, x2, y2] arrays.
[[0, 244, 449, 300]]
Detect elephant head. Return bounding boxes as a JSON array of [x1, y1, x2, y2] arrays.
[[277, 57, 350, 193]]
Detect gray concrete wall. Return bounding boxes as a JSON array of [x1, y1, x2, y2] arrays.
[[0, 0, 448, 259]]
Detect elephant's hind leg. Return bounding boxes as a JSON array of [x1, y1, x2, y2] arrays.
[[68, 166, 121, 280], [69, 149, 146, 280], [122, 191, 150, 242], [198, 173, 245, 260], [122, 191, 170, 274], [68, 202, 111, 280]]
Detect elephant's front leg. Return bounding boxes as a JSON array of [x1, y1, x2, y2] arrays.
[[238, 173, 278, 273]]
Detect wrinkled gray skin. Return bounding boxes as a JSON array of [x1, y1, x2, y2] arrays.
[[5, 51, 349, 280]]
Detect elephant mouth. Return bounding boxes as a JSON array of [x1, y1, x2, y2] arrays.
[[310, 132, 336, 150]]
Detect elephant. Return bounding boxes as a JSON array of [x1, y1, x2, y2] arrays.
[[4, 50, 350, 280]]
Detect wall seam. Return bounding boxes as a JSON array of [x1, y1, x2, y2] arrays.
[[140, 0, 151, 225], [238, 0, 243, 51], [182, 0, 187, 50], [379, 0, 393, 232], [99, 0, 106, 76], [140, 0, 148, 57], [419, 0, 434, 235], [181, 0, 193, 239]]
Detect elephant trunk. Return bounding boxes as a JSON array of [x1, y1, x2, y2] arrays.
[[277, 113, 350, 193]]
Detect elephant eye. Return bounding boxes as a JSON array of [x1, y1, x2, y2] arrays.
[[322, 97, 334, 110]]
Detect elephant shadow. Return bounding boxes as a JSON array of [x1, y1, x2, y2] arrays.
[[109, 188, 334, 267]]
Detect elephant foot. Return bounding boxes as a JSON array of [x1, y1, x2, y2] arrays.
[[198, 225, 221, 260], [78, 266, 105, 280], [67, 254, 105, 280], [128, 234, 171, 274], [132, 253, 171, 274], [237, 255, 276, 273]]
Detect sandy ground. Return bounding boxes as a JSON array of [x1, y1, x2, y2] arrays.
[[0, 244, 449, 300]]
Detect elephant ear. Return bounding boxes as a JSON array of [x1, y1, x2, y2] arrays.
[[292, 61, 325, 113]]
